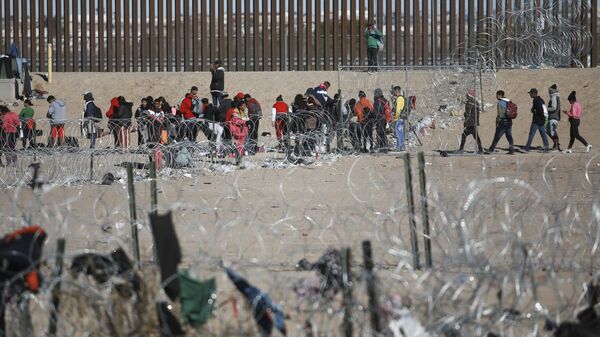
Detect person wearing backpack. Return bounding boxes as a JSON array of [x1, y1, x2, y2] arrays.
[[485, 90, 515, 154], [524, 88, 549, 152], [458, 89, 483, 153], [373, 88, 390, 152], [82, 91, 102, 149], [546, 84, 562, 151]]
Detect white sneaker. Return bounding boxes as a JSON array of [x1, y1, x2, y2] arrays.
[[586, 144, 592, 153], [563, 149, 572, 154]]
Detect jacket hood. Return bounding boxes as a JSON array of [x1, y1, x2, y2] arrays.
[[54, 99, 66, 107], [549, 89, 560, 96]]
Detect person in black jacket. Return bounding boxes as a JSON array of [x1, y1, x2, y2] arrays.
[[524, 88, 549, 152], [458, 89, 483, 152], [210, 59, 225, 107], [83, 91, 101, 149], [117, 96, 134, 149]]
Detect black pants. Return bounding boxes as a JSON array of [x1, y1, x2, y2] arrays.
[[568, 118, 588, 149], [367, 47, 378, 71], [361, 122, 374, 151], [247, 117, 260, 153], [375, 119, 388, 150], [349, 122, 362, 151], [22, 127, 33, 149], [459, 126, 483, 152]]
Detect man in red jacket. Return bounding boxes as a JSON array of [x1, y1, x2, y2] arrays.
[[179, 86, 200, 141]]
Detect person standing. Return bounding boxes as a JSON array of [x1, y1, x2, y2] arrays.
[[372, 88, 390, 152], [117, 96, 134, 150], [353, 90, 374, 153], [179, 86, 201, 141], [244, 93, 262, 155], [106, 96, 122, 147], [458, 89, 483, 153], [19, 99, 35, 149], [1, 105, 20, 165], [391, 86, 406, 150], [46, 95, 67, 147], [210, 59, 225, 107], [365, 23, 383, 73], [546, 84, 562, 151], [562, 91, 592, 153], [524, 88, 549, 152], [82, 91, 102, 149], [486, 90, 515, 154], [272, 95, 290, 150]]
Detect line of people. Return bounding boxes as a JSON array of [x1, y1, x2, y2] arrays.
[[459, 84, 592, 154]]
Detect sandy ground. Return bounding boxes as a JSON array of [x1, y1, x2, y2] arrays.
[[1, 68, 600, 336]]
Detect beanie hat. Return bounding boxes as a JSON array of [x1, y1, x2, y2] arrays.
[[374, 88, 383, 97], [276, 95, 283, 102], [358, 90, 366, 98]]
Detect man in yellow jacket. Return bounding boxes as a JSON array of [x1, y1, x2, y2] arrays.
[[391, 86, 406, 150]]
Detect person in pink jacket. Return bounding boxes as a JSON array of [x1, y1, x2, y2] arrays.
[[562, 91, 592, 153], [1, 105, 20, 165], [228, 100, 249, 165]]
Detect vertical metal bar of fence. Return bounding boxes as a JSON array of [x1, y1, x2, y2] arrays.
[[458, 0, 465, 62], [341, 0, 347, 66], [271, 0, 277, 70], [449, 0, 456, 60], [225, 0, 232, 69], [385, 0, 392, 65], [236, 0, 242, 70], [3, 0, 9, 53], [175, 0, 182, 71], [56, 0, 63, 71], [432, 0, 438, 65], [47, 238, 66, 337], [107, 0, 114, 72], [307, 0, 313, 69], [333, 0, 339, 68], [0, 1, 4, 54], [124, 0, 131, 72], [218, 0, 225, 66], [362, 240, 382, 335], [30, 0, 37, 71], [39, 0, 46, 72], [116, 0, 122, 72], [127, 164, 141, 269], [315, 0, 321, 70], [91, 0, 97, 71], [418, 152, 432, 268], [262, 0, 269, 70], [158, 1, 164, 72], [404, 153, 420, 269], [349, 0, 356, 65], [324, 0, 331, 70], [359, 0, 366, 64], [424, 0, 430, 65], [149, 0, 156, 71], [98, 0, 105, 71], [247, 0, 253, 70], [404, 0, 410, 63], [64, 0, 71, 70], [440, 0, 447, 62], [298, 0, 304, 70], [592, 0, 598, 67], [289, 0, 296, 70], [342, 247, 353, 337], [201, 1, 207, 70], [210, 1, 216, 66], [184, 0, 191, 71], [414, 0, 421, 64], [253, 0, 260, 71], [193, 1, 199, 71], [395, 0, 401, 65], [132, 0, 138, 72]]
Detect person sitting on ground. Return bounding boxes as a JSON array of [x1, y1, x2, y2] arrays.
[[46, 95, 67, 147], [486, 90, 515, 155], [179, 86, 201, 141], [19, 99, 35, 149], [562, 91, 592, 154], [1, 105, 20, 165], [201, 98, 224, 153], [458, 89, 483, 153], [228, 100, 249, 162]]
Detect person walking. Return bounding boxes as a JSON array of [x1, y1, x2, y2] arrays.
[[546, 84, 562, 151], [486, 90, 515, 154], [19, 99, 35, 149], [365, 23, 383, 73], [562, 91, 592, 153], [46, 95, 67, 147], [524, 88, 549, 152], [458, 89, 483, 153], [210, 59, 225, 107]]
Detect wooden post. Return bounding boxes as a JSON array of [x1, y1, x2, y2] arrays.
[[404, 153, 420, 269], [362, 240, 381, 334], [127, 163, 141, 269], [418, 152, 432, 268], [48, 43, 52, 83], [47, 238, 66, 336], [342, 247, 353, 337]]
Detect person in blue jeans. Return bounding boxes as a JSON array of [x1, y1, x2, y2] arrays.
[[524, 88, 549, 152], [486, 90, 514, 154]]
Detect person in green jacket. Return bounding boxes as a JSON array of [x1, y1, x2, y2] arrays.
[[19, 99, 35, 149], [365, 22, 383, 73]]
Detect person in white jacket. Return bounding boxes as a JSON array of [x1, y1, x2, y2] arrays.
[[46, 95, 67, 147]]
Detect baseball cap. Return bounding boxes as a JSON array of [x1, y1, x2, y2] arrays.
[[527, 88, 538, 94]]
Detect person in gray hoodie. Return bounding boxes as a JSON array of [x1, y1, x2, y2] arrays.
[[46, 95, 67, 147], [546, 84, 562, 151]]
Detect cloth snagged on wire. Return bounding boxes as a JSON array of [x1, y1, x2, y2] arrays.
[[178, 270, 216, 327], [226, 267, 287, 336], [150, 211, 182, 301]]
